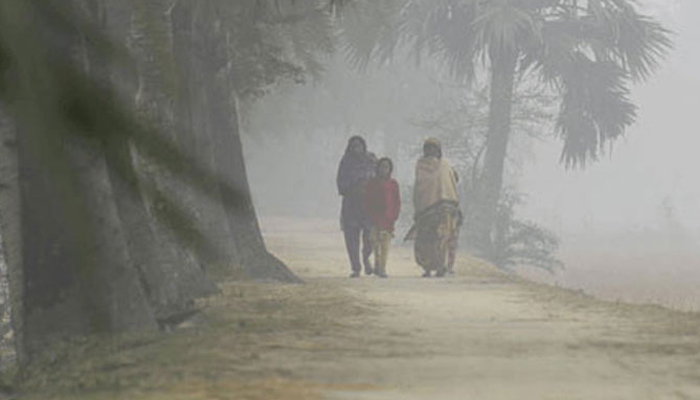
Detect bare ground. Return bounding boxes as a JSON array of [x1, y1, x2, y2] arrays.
[[14, 217, 700, 400]]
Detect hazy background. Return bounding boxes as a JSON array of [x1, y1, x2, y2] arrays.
[[522, 0, 699, 236], [516, 0, 700, 311], [243, 0, 700, 310]]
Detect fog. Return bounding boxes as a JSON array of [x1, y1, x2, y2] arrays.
[[514, 0, 700, 311], [242, 0, 700, 310], [522, 0, 700, 237], [3, 0, 700, 396]]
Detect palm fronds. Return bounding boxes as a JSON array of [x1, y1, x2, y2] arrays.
[[340, 0, 671, 167]]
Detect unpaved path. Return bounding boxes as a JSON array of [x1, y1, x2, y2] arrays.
[[263, 218, 700, 400], [18, 218, 700, 400]]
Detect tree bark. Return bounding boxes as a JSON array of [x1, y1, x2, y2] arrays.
[[210, 69, 300, 282], [170, 1, 244, 277], [10, 0, 157, 354], [103, 133, 219, 321], [173, 1, 300, 282], [100, 0, 219, 323], [0, 110, 25, 365], [17, 117, 157, 352], [469, 53, 517, 257]]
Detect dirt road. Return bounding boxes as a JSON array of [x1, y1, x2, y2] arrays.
[[263, 218, 700, 400], [19, 217, 700, 400]]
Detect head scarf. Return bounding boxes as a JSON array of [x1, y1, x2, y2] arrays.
[[337, 136, 376, 197], [423, 137, 442, 158], [345, 135, 367, 154]]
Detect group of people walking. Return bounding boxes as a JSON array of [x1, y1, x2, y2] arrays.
[[336, 136, 462, 278]]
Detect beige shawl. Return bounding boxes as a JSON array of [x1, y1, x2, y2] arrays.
[[413, 157, 458, 215]]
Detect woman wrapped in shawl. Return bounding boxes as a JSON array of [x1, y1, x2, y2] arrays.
[[337, 136, 377, 277], [406, 138, 462, 277]]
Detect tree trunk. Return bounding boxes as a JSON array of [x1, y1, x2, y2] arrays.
[[170, 1, 244, 277], [100, 0, 218, 323], [173, 1, 300, 282], [209, 69, 300, 282], [0, 110, 25, 365], [103, 133, 219, 321], [17, 117, 157, 353], [10, 0, 157, 354], [469, 53, 517, 257]]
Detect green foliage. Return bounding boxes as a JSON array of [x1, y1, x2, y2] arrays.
[[214, 0, 336, 99], [491, 190, 564, 272]]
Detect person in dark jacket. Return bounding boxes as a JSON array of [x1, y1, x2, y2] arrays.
[[364, 157, 401, 278], [336, 136, 377, 277]]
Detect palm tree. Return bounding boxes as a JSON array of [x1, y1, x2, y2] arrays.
[[340, 0, 672, 256]]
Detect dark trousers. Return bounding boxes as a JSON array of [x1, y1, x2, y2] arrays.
[[343, 226, 372, 273]]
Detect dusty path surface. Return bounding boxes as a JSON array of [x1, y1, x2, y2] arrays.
[[18, 217, 700, 400], [263, 218, 700, 400]]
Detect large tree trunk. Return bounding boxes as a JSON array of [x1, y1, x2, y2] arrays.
[[8, 0, 157, 354], [173, 1, 300, 282], [99, 0, 218, 323], [0, 111, 25, 365], [208, 69, 300, 282], [469, 53, 517, 257], [170, 1, 244, 277], [103, 132, 219, 321], [17, 117, 157, 353]]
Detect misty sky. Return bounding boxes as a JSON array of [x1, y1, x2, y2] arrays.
[[520, 0, 700, 236]]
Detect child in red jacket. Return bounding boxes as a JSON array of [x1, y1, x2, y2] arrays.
[[364, 157, 401, 278]]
